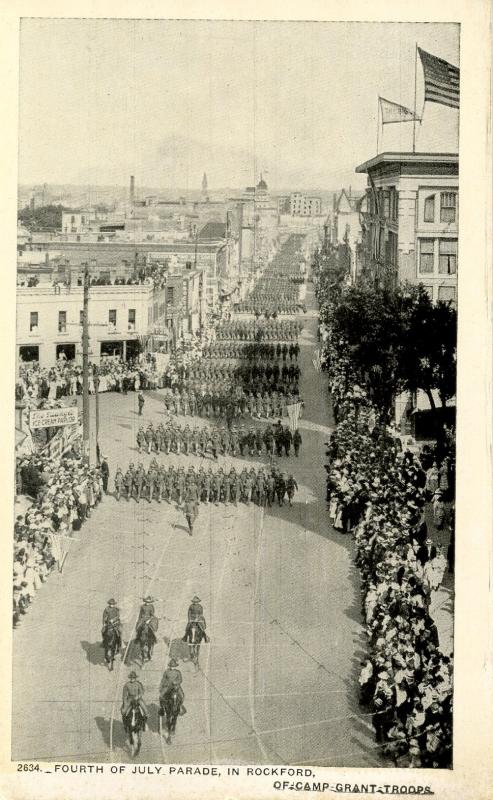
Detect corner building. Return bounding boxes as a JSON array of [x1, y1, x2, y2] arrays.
[[355, 152, 458, 305]]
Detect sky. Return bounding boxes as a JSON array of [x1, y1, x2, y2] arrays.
[[19, 19, 460, 191]]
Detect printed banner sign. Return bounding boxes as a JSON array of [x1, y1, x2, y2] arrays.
[[30, 406, 79, 430]]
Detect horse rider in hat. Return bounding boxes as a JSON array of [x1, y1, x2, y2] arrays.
[[102, 598, 122, 652], [121, 670, 148, 729], [138, 595, 155, 622], [183, 596, 209, 642], [159, 658, 186, 713]]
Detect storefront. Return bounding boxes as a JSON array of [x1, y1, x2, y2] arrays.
[[56, 343, 76, 361], [19, 344, 39, 363]]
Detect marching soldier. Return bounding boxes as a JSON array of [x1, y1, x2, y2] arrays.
[[293, 428, 302, 457]]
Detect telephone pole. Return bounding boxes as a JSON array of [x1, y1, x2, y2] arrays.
[[82, 262, 90, 464]]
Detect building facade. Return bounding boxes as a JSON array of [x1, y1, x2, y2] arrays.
[[16, 284, 167, 370], [289, 192, 322, 216], [355, 152, 458, 304]]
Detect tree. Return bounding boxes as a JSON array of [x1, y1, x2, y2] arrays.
[[18, 204, 74, 231], [397, 285, 457, 410]]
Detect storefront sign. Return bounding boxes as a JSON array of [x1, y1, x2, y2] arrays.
[[30, 406, 79, 430]]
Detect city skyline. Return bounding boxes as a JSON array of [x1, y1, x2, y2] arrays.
[[19, 20, 459, 190]]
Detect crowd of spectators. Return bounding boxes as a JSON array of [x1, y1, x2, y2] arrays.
[[317, 273, 453, 768], [14, 450, 104, 627]]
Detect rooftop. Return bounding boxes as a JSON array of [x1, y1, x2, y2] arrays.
[[198, 221, 227, 241], [355, 151, 459, 173]]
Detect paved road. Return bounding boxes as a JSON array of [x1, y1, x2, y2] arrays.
[[12, 287, 383, 767]]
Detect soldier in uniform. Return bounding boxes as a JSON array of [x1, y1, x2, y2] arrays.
[[210, 429, 220, 461], [276, 472, 287, 506], [183, 498, 196, 535], [286, 474, 299, 506], [164, 425, 172, 455], [138, 595, 156, 622], [124, 465, 134, 501], [211, 471, 221, 505], [184, 596, 209, 641], [114, 467, 124, 500], [134, 463, 144, 503], [156, 466, 166, 503], [176, 468, 186, 505], [159, 659, 185, 712], [138, 391, 145, 416], [145, 423, 154, 455], [266, 471, 276, 507], [102, 598, 122, 652], [121, 670, 148, 729], [222, 470, 231, 505], [192, 426, 200, 456], [202, 468, 212, 503], [293, 428, 302, 457], [136, 427, 146, 454], [183, 424, 192, 456], [283, 426, 293, 457]]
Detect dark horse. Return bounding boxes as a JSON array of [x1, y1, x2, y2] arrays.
[[102, 624, 120, 671], [123, 699, 145, 757], [159, 685, 183, 743], [184, 620, 207, 669], [136, 622, 156, 664]]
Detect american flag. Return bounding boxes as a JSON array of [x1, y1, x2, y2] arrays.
[[418, 47, 460, 110], [287, 401, 302, 433]]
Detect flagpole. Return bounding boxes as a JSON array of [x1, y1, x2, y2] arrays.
[[413, 44, 418, 153], [376, 96, 380, 154]]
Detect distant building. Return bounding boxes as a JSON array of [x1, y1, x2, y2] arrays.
[[289, 192, 322, 216], [355, 152, 458, 305]]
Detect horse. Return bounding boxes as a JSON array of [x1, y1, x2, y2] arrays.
[[102, 624, 120, 671], [159, 685, 183, 743], [185, 620, 207, 669], [136, 621, 156, 664], [123, 700, 145, 757]]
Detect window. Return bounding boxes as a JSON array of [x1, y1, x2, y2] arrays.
[[58, 310, 67, 333], [166, 286, 174, 305], [387, 231, 398, 267], [108, 309, 117, 326], [419, 239, 435, 274], [80, 310, 84, 325], [440, 192, 457, 223], [383, 191, 390, 218], [424, 195, 435, 223], [29, 311, 38, 332], [71, 215, 75, 224], [128, 308, 136, 326], [438, 239, 457, 274], [421, 285, 434, 301], [438, 286, 456, 305]]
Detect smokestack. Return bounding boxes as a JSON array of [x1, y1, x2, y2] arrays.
[[130, 175, 135, 205]]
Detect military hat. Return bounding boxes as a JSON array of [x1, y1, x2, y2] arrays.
[[128, 670, 137, 680], [143, 596, 154, 603], [169, 658, 178, 668], [191, 595, 201, 603], [107, 598, 117, 606]]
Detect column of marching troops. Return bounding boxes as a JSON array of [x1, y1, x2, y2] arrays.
[[113, 462, 298, 508], [135, 420, 302, 459], [112, 256, 308, 517]]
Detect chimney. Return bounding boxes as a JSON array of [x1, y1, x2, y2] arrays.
[[130, 175, 135, 206]]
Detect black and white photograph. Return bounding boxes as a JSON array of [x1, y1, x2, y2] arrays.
[[6, 9, 489, 788]]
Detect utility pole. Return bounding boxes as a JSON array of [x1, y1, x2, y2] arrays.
[[82, 261, 90, 464]]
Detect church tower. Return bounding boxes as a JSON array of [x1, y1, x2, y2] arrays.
[[202, 172, 208, 196]]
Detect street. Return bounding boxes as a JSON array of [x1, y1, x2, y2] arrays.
[[12, 288, 383, 767]]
